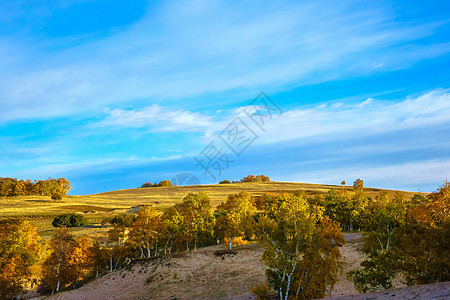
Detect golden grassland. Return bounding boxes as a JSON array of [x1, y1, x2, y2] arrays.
[[0, 181, 419, 239]]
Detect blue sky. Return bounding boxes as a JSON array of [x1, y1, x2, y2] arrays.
[[0, 0, 449, 194]]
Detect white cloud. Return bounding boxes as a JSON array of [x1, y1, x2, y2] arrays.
[[97, 105, 212, 131], [0, 0, 448, 122], [95, 89, 450, 142], [249, 89, 450, 145]]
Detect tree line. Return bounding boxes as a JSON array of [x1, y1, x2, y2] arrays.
[[0, 177, 71, 197], [0, 180, 448, 299], [219, 174, 271, 184], [141, 180, 174, 188]]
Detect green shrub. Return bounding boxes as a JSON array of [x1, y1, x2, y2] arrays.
[[51, 193, 63, 200], [110, 214, 136, 227], [52, 213, 87, 227], [219, 180, 231, 184]]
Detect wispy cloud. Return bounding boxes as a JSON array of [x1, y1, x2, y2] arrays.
[[92, 89, 450, 144], [249, 89, 450, 145], [0, 0, 449, 122], [97, 105, 212, 131]]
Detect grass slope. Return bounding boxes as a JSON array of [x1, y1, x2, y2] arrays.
[[0, 182, 418, 239]]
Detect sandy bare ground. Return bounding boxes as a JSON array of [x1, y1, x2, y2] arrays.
[[42, 234, 448, 299], [326, 281, 450, 300], [47, 244, 267, 300]]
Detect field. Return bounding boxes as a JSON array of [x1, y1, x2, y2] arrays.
[[2, 181, 445, 300], [0, 182, 417, 239]]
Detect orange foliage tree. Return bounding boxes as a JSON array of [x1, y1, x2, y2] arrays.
[[42, 228, 93, 293], [0, 219, 40, 299]]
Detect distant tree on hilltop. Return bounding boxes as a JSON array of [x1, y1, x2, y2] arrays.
[[141, 180, 173, 188], [240, 175, 271, 183], [353, 178, 364, 190]]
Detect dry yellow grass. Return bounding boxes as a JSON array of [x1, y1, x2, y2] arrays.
[[0, 181, 419, 238]]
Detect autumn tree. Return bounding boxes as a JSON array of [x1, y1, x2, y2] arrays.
[[42, 228, 93, 293], [349, 183, 450, 292], [348, 188, 370, 231], [323, 189, 350, 230], [106, 222, 130, 272], [240, 175, 271, 183], [128, 206, 165, 258], [292, 217, 345, 299], [215, 191, 256, 249], [141, 180, 173, 188], [171, 192, 215, 252], [348, 191, 406, 292], [0, 178, 15, 196], [0, 219, 40, 299], [353, 178, 364, 191], [161, 206, 184, 254], [257, 193, 344, 300], [0, 177, 71, 197], [394, 181, 449, 285], [321, 189, 366, 231], [90, 241, 110, 278], [241, 175, 256, 182], [110, 213, 136, 227]]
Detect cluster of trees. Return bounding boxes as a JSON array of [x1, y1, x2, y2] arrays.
[[347, 181, 450, 292], [0, 219, 40, 299], [0, 177, 71, 197], [219, 175, 271, 184], [240, 175, 271, 182], [141, 180, 174, 188], [1, 180, 448, 299], [255, 193, 344, 299]]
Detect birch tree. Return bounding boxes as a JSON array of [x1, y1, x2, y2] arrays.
[[215, 191, 255, 249], [257, 193, 343, 300], [129, 206, 165, 258]]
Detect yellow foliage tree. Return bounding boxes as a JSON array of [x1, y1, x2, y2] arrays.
[[215, 191, 256, 249], [257, 193, 344, 300], [129, 205, 165, 258]]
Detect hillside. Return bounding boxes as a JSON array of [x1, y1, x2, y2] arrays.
[[0, 182, 418, 239], [44, 233, 449, 300], [47, 234, 364, 300]]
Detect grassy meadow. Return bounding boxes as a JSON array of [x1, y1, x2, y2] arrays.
[[0, 181, 419, 239]]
